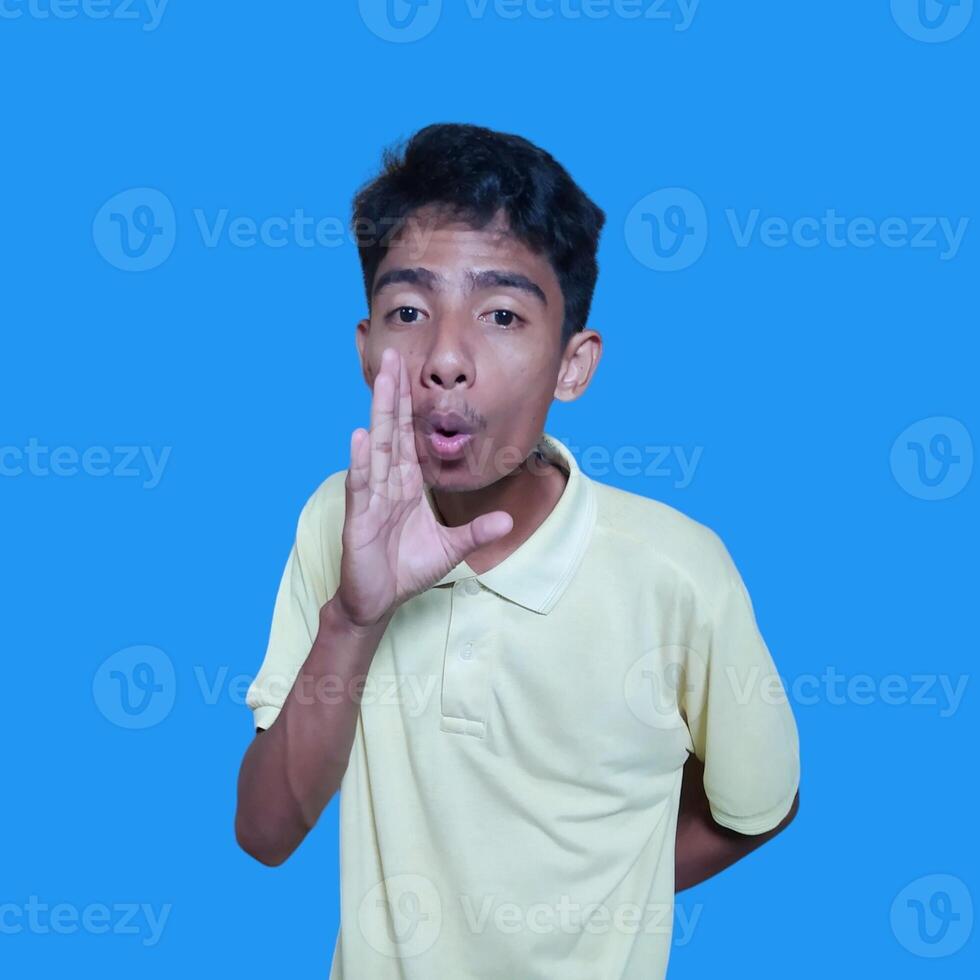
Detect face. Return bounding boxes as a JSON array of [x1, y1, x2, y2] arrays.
[[355, 206, 601, 491]]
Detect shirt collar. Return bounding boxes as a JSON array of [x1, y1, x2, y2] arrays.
[[425, 432, 597, 615]]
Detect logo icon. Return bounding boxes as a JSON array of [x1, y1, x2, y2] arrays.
[[358, 873, 442, 958], [624, 645, 695, 730], [890, 416, 973, 500], [625, 188, 707, 272], [891, 0, 973, 42], [93, 645, 176, 729], [359, 0, 442, 42], [93, 188, 176, 272], [891, 874, 973, 957]]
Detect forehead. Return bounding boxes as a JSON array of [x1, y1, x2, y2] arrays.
[[377, 206, 559, 292]]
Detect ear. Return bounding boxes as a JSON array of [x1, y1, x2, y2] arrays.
[[554, 329, 602, 403], [355, 318, 373, 387]]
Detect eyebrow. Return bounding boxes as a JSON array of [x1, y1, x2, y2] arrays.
[[372, 267, 548, 307]]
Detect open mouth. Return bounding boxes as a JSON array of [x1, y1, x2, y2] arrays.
[[426, 428, 474, 459]]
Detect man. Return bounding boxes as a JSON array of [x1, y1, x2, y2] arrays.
[[235, 122, 800, 979]]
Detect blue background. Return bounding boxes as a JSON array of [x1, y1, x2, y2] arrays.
[[1, 1, 976, 975]]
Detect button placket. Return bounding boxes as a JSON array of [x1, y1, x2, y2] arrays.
[[440, 578, 492, 737]]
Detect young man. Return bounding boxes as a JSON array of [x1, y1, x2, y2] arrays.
[[235, 123, 800, 979]]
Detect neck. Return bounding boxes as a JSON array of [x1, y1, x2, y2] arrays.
[[430, 447, 568, 576]]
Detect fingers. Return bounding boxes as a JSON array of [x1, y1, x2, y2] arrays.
[[345, 427, 370, 515], [369, 348, 396, 498], [444, 510, 513, 560], [390, 348, 401, 473], [396, 348, 420, 468]]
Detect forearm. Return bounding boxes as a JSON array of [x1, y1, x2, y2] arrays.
[[674, 753, 799, 892], [235, 595, 393, 866]]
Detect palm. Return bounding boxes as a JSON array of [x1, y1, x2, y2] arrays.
[[338, 348, 513, 627]]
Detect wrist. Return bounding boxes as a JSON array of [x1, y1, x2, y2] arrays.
[[321, 594, 394, 636]]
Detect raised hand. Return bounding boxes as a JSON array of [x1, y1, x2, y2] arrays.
[[335, 347, 514, 627]]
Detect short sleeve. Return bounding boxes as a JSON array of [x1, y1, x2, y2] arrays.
[[245, 477, 344, 732], [682, 540, 800, 835]]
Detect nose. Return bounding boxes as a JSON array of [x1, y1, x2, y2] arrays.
[[420, 317, 475, 391]]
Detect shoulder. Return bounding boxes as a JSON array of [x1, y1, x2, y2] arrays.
[[589, 478, 742, 609], [301, 467, 349, 516], [293, 468, 349, 550]]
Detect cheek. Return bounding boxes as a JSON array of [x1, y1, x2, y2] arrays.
[[364, 332, 415, 380]]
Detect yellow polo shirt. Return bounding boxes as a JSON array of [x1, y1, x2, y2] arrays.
[[246, 432, 800, 979]]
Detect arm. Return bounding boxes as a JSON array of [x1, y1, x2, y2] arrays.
[[234, 347, 513, 867], [675, 530, 801, 890], [674, 752, 799, 892], [234, 597, 393, 867]]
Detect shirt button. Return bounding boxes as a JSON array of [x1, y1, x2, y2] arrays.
[[464, 579, 481, 595], [459, 643, 474, 661]]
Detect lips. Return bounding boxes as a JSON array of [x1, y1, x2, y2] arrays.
[[423, 410, 477, 438], [426, 430, 474, 460], [420, 409, 478, 461]]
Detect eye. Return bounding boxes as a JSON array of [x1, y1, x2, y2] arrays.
[[386, 306, 426, 324], [480, 309, 524, 329]]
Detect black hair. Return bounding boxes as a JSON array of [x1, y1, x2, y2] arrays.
[[350, 122, 605, 348]]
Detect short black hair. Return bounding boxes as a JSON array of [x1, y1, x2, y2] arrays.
[[350, 122, 606, 348]]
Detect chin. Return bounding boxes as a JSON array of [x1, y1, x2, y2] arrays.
[[424, 463, 491, 493]]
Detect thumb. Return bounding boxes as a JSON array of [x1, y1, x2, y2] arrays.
[[445, 510, 514, 559]]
